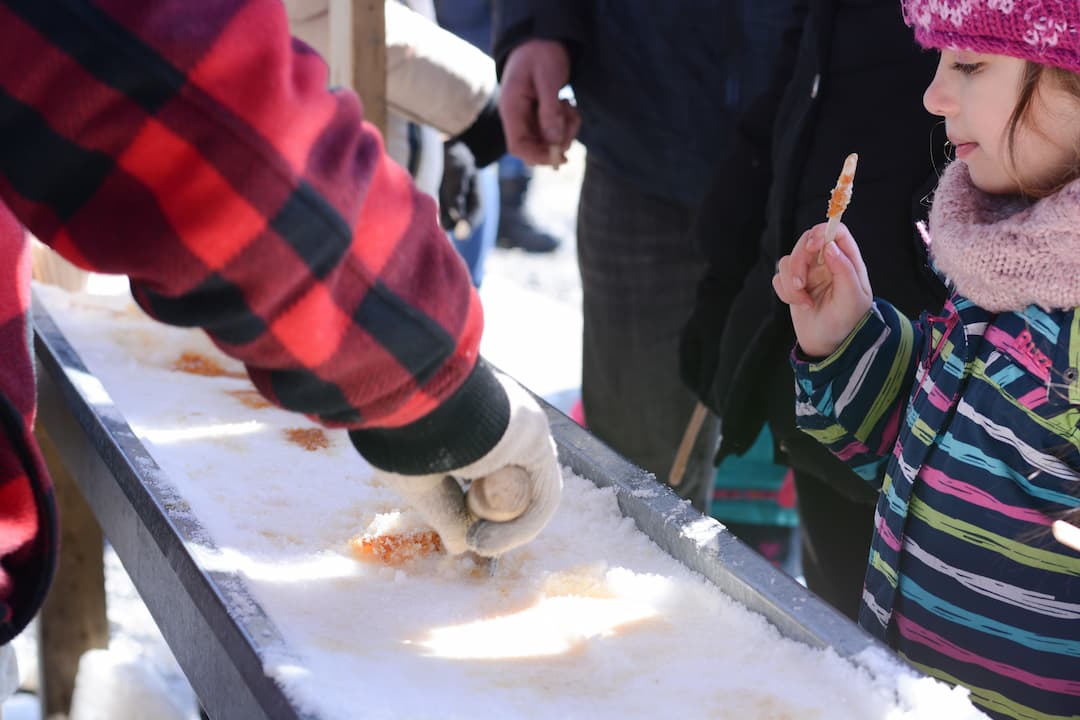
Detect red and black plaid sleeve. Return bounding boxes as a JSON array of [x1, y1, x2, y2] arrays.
[[0, 0, 510, 474], [0, 206, 56, 645]]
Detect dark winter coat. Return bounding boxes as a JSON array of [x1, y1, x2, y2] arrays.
[[493, 0, 794, 206], [685, 0, 949, 499]]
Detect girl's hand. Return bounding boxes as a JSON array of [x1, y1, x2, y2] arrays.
[[772, 222, 873, 358]]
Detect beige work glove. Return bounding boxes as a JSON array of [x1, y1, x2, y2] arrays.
[[381, 373, 562, 556]]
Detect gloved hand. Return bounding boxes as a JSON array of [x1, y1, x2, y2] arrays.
[[439, 140, 482, 239], [380, 372, 562, 557]]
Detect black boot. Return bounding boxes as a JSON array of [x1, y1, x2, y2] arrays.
[[497, 176, 560, 253]]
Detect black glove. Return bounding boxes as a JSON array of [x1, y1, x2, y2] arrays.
[[439, 140, 483, 238], [678, 265, 737, 408], [679, 139, 770, 409], [450, 88, 506, 168]]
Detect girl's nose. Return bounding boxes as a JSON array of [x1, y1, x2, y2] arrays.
[[923, 56, 953, 117]]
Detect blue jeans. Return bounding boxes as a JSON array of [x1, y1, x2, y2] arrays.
[[498, 154, 530, 183], [449, 164, 498, 288]]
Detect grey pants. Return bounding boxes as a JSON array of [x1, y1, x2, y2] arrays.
[[576, 156, 718, 511]]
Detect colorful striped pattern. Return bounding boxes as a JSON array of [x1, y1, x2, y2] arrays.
[[708, 426, 798, 527], [795, 296, 1080, 720]]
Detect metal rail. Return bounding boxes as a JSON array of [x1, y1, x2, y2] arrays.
[[33, 296, 310, 720], [546, 409, 890, 659]]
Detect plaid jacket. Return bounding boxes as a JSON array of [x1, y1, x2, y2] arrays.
[[794, 296, 1080, 720], [0, 0, 508, 644], [0, 208, 56, 646]]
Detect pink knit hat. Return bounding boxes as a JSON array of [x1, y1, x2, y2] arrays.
[[901, 0, 1080, 74]]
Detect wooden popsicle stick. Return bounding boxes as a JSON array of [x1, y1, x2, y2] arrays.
[[669, 401, 708, 487], [817, 153, 858, 264], [548, 144, 563, 170]]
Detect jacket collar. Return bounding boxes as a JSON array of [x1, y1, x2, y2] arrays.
[[927, 161, 1080, 312]]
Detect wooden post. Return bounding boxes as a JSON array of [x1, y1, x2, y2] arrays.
[[30, 239, 90, 293], [328, 0, 387, 138], [669, 401, 708, 487], [35, 425, 108, 718]]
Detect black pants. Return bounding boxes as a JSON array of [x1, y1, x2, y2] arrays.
[[793, 469, 877, 621], [576, 156, 718, 510]]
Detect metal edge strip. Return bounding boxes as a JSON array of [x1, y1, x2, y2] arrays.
[[544, 407, 894, 661], [32, 293, 313, 720]]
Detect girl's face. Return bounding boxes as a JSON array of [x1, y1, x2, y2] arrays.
[[923, 50, 1080, 195]]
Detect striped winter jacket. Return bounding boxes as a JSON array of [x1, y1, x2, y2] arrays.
[[793, 295, 1080, 720], [0, 0, 504, 645]]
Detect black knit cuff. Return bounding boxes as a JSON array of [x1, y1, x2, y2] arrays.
[[451, 90, 506, 168], [349, 359, 509, 474]]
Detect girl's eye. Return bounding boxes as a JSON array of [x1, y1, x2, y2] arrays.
[[951, 62, 983, 75]]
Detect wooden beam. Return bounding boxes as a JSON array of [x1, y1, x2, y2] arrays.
[[329, 0, 387, 138], [30, 239, 90, 292], [36, 424, 108, 718]]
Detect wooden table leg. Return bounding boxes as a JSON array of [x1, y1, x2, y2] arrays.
[[35, 424, 108, 717], [328, 0, 387, 138]]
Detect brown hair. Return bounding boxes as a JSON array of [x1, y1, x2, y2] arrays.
[[1006, 63, 1080, 197]]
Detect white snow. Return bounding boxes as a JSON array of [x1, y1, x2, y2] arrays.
[[69, 650, 189, 720], [19, 280, 988, 720]]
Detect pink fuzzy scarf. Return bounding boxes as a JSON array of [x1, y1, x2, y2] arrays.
[[927, 161, 1080, 312]]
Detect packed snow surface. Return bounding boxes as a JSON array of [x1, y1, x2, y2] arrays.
[[35, 284, 986, 719]]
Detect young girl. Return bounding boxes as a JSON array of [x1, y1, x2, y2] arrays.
[[772, 2, 1080, 718]]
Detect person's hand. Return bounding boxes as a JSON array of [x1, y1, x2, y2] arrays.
[[498, 39, 580, 166], [380, 373, 563, 557], [439, 140, 482, 238], [772, 223, 873, 358]]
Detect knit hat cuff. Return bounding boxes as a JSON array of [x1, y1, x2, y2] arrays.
[[903, 1, 1080, 75], [913, 27, 1080, 74]]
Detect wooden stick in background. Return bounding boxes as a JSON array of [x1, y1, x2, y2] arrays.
[[669, 401, 708, 487], [548, 144, 564, 171], [328, 0, 387, 138]]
